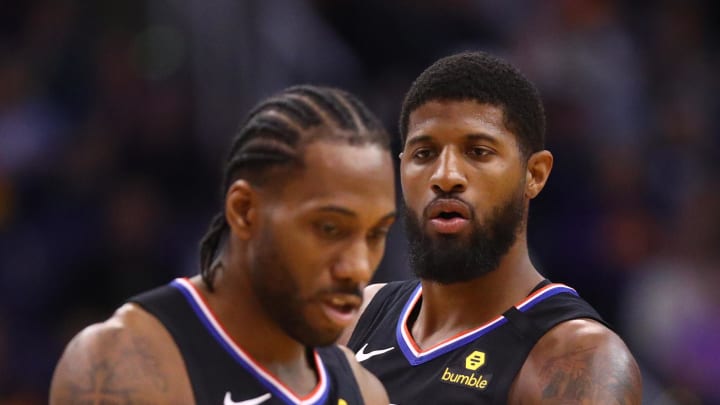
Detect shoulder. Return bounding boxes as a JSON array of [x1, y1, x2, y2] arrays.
[[362, 280, 418, 307], [510, 319, 642, 404], [49, 303, 194, 404], [336, 345, 389, 405], [339, 280, 418, 346], [336, 283, 387, 346], [362, 283, 388, 306]]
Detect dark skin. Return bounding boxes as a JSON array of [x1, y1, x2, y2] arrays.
[[51, 141, 395, 404], [49, 305, 194, 404], [340, 100, 642, 404]]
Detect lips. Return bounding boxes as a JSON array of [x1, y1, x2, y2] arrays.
[[320, 293, 362, 328], [425, 198, 471, 234], [427, 199, 471, 220]]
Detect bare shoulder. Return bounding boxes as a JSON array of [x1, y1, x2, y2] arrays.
[[510, 319, 642, 405], [337, 345, 389, 405], [49, 303, 194, 405], [361, 283, 388, 303], [337, 283, 387, 346]]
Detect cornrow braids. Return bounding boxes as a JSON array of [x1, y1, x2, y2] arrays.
[[399, 51, 546, 158], [199, 85, 390, 290], [287, 86, 357, 130], [246, 95, 322, 129]]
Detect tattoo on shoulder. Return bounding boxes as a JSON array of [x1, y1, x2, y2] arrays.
[[65, 331, 169, 404], [127, 336, 169, 391], [539, 345, 638, 404], [67, 359, 136, 405]]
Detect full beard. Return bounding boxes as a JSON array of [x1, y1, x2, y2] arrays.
[[403, 188, 525, 284]]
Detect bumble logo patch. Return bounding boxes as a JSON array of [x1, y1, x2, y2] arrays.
[[465, 351, 485, 371], [338, 400, 347, 405], [439, 351, 492, 390]]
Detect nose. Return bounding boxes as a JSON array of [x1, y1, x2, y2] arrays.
[[332, 239, 372, 286], [430, 148, 467, 195]]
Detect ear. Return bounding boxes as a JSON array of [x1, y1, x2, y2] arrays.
[[225, 179, 258, 240], [525, 150, 553, 199]]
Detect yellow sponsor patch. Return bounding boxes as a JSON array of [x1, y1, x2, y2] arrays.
[[465, 350, 485, 370]]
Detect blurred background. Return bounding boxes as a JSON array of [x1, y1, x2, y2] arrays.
[[0, 0, 718, 403]]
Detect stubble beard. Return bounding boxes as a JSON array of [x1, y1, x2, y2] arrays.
[[249, 229, 340, 348]]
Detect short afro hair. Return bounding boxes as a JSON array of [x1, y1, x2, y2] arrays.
[[399, 51, 546, 157]]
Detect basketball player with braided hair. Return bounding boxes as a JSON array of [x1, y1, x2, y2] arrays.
[[50, 85, 395, 404]]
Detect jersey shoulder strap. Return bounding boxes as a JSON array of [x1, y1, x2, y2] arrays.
[[347, 280, 418, 350]]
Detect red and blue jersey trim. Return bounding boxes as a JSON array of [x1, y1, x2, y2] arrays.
[[396, 282, 578, 365], [171, 278, 330, 405]]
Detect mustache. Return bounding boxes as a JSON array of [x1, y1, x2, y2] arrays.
[[422, 195, 474, 219], [318, 283, 363, 298]]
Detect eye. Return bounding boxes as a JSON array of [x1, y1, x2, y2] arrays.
[[367, 227, 390, 242], [316, 221, 342, 238], [468, 146, 492, 159], [412, 148, 435, 161]]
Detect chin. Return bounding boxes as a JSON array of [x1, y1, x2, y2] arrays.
[[302, 331, 341, 348], [289, 323, 342, 348]]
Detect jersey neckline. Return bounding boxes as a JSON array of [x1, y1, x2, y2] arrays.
[[396, 281, 578, 365], [171, 278, 330, 405]]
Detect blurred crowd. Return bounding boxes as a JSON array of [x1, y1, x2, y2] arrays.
[[0, 0, 718, 403]]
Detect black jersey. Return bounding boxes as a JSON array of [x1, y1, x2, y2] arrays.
[[130, 278, 363, 405], [347, 280, 606, 404]]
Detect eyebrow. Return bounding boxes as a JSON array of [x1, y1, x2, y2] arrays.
[[405, 133, 499, 148], [377, 212, 397, 223], [316, 206, 396, 222], [404, 135, 433, 149], [465, 133, 500, 145]]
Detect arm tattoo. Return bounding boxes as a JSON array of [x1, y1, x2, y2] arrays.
[[539, 345, 635, 404], [126, 336, 169, 391], [68, 359, 135, 405], [540, 346, 594, 402], [66, 332, 169, 404]]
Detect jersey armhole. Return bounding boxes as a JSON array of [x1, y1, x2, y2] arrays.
[[346, 281, 416, 350]]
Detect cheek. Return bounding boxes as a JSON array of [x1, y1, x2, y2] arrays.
[[476, 174, 525, 215], [400, 165, 425, 206], [268, 225, 328, 281], [365, 243, 387, 273], [477, 162, 524, 194], [285, 240, 327, 275]]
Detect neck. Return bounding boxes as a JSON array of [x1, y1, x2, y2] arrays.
[[411, 239, 543, 349]]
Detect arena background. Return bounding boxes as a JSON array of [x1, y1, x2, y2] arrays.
[[0, 1, 718, 403]]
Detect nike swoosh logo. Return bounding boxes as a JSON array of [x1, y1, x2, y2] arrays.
[[224, 392, 271, 405], [355, 343, 394, 362]]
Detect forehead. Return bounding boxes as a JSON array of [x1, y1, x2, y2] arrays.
[[406, 100, 515, 146], [274, 141, 395, 214]]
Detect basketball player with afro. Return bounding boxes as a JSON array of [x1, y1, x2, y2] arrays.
[[341, 52, 642, 404]]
